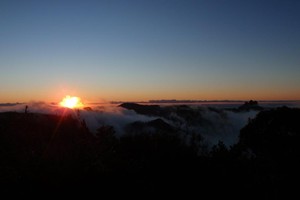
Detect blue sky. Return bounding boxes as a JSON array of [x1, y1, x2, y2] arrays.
[[0, 0, 299, 102]]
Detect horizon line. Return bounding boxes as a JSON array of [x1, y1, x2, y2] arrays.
[[1, 99, 300, 105]]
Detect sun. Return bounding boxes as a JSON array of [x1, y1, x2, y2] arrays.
[[59, 95, 84, 109]]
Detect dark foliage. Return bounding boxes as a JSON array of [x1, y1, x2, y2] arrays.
[[0, 107, 300, 198], [238, 100, 264, 111], [237, 107, 300, 198]]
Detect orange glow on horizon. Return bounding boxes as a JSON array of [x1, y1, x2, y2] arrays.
[[59, 95, 84, 109]]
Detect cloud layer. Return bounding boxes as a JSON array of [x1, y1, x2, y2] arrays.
[[0, 102, 259, 147]]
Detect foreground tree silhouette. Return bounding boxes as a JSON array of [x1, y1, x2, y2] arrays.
[[1, 107, 300, 198], [237, 107, 300, 199]]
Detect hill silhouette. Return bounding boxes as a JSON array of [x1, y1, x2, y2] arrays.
[[238, 100, 264, 111], [0, 107, 300, 198], [125, 118, 175, 134], [119, 103, 162, 116]]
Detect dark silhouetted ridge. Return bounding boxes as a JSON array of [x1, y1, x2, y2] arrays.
[[125, 118, 174, 134], [1, 107, 300, 198], [119, 103, 161, 116], [147, 118, 173, 131], [238, 100, 263, 111]]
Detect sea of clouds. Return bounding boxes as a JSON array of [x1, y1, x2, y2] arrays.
[[0, 101, 261, 147]]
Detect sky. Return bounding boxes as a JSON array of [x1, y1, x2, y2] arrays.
[[0, 0, 299, 103]]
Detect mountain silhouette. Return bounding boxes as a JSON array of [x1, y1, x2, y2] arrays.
[[119, 103, 162, 116], [1, 106, 300, 198], [238, 100, 263, 111], [125, 118, 174, 134]]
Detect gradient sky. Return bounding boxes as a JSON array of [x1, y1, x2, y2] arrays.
[[1, 0, 299, 103]]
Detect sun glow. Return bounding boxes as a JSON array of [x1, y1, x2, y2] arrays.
[[59, 95, 83, 109]]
